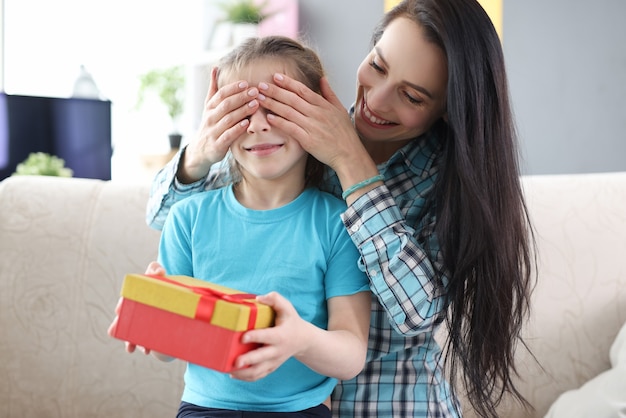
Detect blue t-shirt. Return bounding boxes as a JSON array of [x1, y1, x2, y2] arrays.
[[158, 185, 369, 412]]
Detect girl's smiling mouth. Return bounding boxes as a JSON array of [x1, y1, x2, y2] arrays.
[[245, 143, 284, 156]]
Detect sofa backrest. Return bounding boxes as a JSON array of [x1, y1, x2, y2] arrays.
[[491, 171, 626, 417], [0, 176, 184, 418], [1, 172, 625, 418]]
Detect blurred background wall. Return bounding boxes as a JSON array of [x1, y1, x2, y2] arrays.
[[1, 0, 624, 179]]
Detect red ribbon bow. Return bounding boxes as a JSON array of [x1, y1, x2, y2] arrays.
[[146, 275, 259, 329]]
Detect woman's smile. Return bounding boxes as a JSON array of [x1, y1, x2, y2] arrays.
[[361, 99, 395, 127]]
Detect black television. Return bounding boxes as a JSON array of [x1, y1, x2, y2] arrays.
[[0, 93, 112, 180]]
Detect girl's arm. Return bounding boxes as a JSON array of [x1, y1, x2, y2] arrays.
[[230, 291, 371, 382]]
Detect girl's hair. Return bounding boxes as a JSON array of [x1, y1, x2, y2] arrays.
[[217, 36, 326, 188], [374, 1, 535, 416]]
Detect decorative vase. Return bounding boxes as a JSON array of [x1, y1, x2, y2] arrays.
[[169, 133, 182, 150]]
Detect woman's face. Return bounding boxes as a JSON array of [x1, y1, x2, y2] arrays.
[[355, 16, 448, 150]]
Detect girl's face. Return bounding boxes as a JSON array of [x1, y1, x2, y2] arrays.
[[227, 59, 308, 183], [355, 17, 448, 152]]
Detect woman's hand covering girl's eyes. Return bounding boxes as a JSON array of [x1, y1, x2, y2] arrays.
[[257, 73, 367, 174]]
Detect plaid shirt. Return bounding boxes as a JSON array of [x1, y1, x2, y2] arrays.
[[146, 132, 460, 417]]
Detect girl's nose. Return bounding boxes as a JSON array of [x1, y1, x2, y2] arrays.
[[247, 109, 270, 134]]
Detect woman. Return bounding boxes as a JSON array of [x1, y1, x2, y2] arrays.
[[145, 0, 534, 416]]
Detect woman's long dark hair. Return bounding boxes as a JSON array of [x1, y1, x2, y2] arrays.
[[374, 1, 535, 416]]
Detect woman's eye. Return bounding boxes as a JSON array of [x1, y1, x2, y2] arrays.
[[403, 92, 422, 105], [369, 60, 384, 74]]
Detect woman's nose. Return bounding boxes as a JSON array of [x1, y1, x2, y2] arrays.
[[247, 109, 270, 134], [367, 83, 393, 112]]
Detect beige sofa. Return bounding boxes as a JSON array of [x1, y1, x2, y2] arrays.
[[0, 172, 625, 418]]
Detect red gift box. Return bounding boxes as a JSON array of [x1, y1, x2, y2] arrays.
[[111, 274, 275, 372]]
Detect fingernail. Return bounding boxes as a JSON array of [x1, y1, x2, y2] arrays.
[[259, 82, 269, 90], [274, 73, 284, 81], [267, 114, 275, 121], [240, 119, 249, 127], [248, 99, 258, 107], [258, 94, 266, 101], [238, 81, 248, 89], [248, 87, 258, 96]]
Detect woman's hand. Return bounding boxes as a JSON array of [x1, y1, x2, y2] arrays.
[[178, 67, 261, 183], [258, 74, 367, 174], [258, 74, 380, 195]]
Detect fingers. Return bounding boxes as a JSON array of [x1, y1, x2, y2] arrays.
[[319, 76, 344, 109], [229, 292, 306, 381], [210, 96, 257, 144], [191, 79, 260, 165], [256, 73, 337, 148], [108, 314, 144, 355], [255, 291, 283, 309], [271, 73, 327, 107], [230, 362, 278, 381], [206, 66, 218, 105], [255, 291, 297, 318], [110, 296, 150, 355], [124, 341, 151, 355], [230, 344, 281, 381], [145, 261, 166, 276], [107, 315, 118, 337], [205, 81, 259, 123], [114, 297, 123, 315]]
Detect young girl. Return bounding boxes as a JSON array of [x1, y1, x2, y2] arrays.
[[134, 36, 371, 417]]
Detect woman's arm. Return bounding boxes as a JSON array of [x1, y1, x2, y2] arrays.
[[229, 291, 371, 382], [260, 74, 448, 336], [343, 184, 448, 336], [146, 67, 261, 230]]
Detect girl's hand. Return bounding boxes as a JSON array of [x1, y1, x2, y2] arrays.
[[145, 261, 166, 276], [107, 261, 167, 355], [178, 67, 261, 183], [258, 74, 369, 175], [107, 297, 152, 354], [229, 292, 309, 381], [229, 290, 370, 382]]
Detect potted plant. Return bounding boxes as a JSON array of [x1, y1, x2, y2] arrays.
[[136, 66, 185, 149], [219, 0, 271, 24], [218, 0, 272, 45], [12, 152, 73, 177]]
